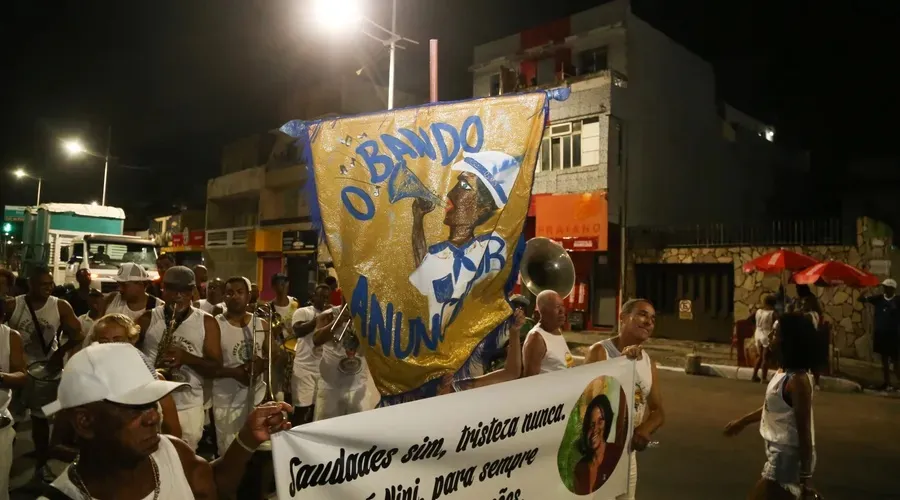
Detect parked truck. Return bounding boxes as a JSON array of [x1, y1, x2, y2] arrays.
[[21, 203, 159, 292]]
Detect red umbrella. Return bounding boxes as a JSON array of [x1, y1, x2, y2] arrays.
[[792, 260, 880, 288], [742, 249, 819, 274]]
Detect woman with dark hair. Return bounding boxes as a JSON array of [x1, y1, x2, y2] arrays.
[[574, 392, 628, 495], [724, 313, 820, 499]]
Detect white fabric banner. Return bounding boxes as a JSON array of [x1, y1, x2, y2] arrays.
[[272, 357, 636, 500]]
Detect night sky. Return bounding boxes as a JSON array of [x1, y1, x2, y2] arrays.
[[1, 0, 897, 223]]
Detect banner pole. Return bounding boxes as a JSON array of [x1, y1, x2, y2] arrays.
[[429, 39, 439, 103]]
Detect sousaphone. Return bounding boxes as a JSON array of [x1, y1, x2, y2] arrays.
[[519, 237, 576, 299]]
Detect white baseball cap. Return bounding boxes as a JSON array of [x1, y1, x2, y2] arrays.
[[452, 151, 522, 209], [42, 343, 187, 417], [883, 278, 897, 288], [115, 262, 151, 283]]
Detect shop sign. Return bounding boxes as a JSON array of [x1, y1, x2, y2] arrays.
[[282, 230, 318, 252], [678, 299, 693, 320]]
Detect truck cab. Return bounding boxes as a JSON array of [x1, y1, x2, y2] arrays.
[[64, 234, 160, 293]]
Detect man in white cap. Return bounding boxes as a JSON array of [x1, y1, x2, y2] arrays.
[[136, 266, 223, 451], [860, 278, 900, 390], [409, 151, 521, 335], [103, 262, 159, 323], [38, 343, 291, 499]]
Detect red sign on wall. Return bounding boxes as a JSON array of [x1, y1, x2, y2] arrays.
[[535, 192, 608, 251]]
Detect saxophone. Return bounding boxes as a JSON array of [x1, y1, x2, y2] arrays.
[[154, 303, 184, 382]]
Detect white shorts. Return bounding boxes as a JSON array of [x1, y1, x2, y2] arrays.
[[177, 406, 205, 451], [314, 384, 368, 421], [213, 405, 251, 456], [292, 372, 318, 407], [755, 333, 771, 349]]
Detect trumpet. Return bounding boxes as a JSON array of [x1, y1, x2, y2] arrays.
[[329, 304, 352, 345]]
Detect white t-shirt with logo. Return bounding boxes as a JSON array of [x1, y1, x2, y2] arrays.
[[213, 314, 266, 409], [291, 306, 324, 377]]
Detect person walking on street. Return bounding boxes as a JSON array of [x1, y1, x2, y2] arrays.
[[724, 312, 820, 500], [752, 295, 778, 383], [859, 278, 900, 390]]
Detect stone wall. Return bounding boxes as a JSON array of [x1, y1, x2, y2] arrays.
[[628, 218, 893, 360]]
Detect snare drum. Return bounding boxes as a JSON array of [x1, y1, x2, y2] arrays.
[[26, 361, 62, 417]]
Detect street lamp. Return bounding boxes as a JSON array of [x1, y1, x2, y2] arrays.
[[313, 0, 418, 110], [63, 126, 111, 206], [12, 168, 42, 206]]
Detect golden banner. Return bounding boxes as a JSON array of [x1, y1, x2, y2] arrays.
[[282, 92, 554, 398]]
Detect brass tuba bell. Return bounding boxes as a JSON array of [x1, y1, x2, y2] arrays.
[[387, 163, 445, 207], [519, 237, 576, 299]]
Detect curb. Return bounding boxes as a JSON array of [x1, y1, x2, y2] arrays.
[[660, 362, 863, 393]]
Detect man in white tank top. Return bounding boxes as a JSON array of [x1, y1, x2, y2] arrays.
[[196, 278, 225, 315], [0, 307, 27, 500], [523, 290, 575, 376], [4, 266, 84, 482], [584, 299, 665, 500], [103, 262, 159, 322], [38, 343, 292, 500], [211, 277, 269, 455], [289, 284, 333, 425], [136, 266, 223, 451], [270, 273, 299, 402]]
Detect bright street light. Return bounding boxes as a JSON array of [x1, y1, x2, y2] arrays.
[[313, 0, 362, 30], [63, 139, 87, 156], [61, 127, 111, 206], [313, 0, 418, 110], [11, 167, 42, 205]]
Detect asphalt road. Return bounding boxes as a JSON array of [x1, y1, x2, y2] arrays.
[[637, 371, 900, 500]]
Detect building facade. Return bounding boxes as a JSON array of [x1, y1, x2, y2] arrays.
[[470, 0, 805, 329]]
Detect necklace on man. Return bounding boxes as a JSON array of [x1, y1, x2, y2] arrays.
[[70, 455, 160, 500]]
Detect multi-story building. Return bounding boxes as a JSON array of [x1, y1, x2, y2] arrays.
[[470, 0, 810, 331], [153, 209, 207, 269], [205, 77, 418, 303]]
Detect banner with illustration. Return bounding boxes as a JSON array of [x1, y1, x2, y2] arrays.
[[281, 91, 568, 399], [272, 357, 635, 500]]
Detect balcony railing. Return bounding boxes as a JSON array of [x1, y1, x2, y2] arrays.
[[629, 218, 849, 248], [205, 226, 253, 249]]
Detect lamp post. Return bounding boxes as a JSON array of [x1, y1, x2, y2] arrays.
[[313, 0, 418, 110], [13, 168, 42, 206], [63, 125, 112, 206]]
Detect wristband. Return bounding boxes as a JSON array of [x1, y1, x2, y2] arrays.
[[235, 432, 258, 453]]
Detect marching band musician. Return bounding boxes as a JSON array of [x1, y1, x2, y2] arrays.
[[4, 266, 83, 483], [269, 273, 299, 402], [314, 306, 371, 421], [196, 278, 225, 315], [147, 254, 175, 299], [211, 277, 268, 455], [103, 263, 159, 322], [37, 343, 292, 500], [136, 266, 223, 451], [289, 284, 332, 425], [0, 299, 26, 500]]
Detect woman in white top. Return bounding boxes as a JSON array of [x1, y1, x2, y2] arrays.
[[523, 290, 575, 376], [752, 294, 778, 383], [724, 313, 819, 500]]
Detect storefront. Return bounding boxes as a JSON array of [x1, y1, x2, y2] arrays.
[[248, 228, 319, 304], [160, 229, 206, 269], [529, 191, 616, 329]]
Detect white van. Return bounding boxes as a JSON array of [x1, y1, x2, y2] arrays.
[[63, 234, 160, 293]]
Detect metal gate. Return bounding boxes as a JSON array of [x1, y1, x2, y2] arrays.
[[635, 263, 734, 343]]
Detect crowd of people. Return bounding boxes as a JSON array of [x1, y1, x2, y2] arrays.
[[0, 252, 852, 499]]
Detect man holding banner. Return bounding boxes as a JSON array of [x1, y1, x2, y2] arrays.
[[586, 298, 666, 500]]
